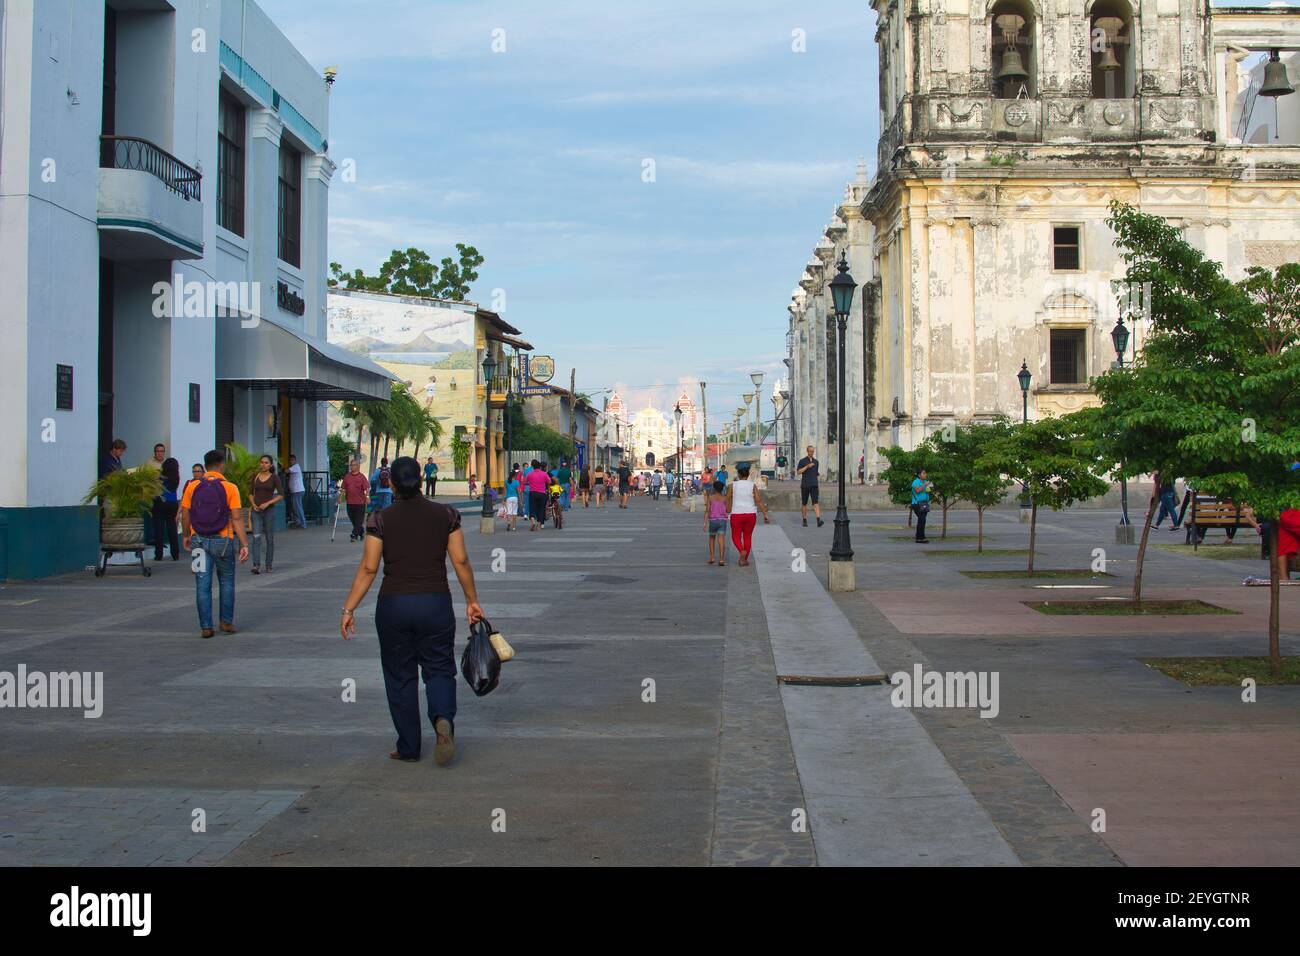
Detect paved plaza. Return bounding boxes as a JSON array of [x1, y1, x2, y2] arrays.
[[0, 495, 1297, 866]]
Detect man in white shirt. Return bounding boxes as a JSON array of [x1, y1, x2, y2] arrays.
[[286, 454, 306, 528]]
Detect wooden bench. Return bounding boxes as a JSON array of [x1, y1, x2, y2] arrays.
[[1185, 496, 1254, 550]]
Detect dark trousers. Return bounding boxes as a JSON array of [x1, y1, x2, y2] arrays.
[[152, 499, 179, 560], [375, 592, 457, 759], [913, 504, 929, 541], [425, 476, 437, 497], [346, 504, 365, 538]]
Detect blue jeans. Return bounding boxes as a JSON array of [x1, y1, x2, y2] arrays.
[[561, 489, 571, 510], [193, 535, 236, 629], [250, 508, 275, 568], [375, 592, 457, 759], [1154, 491, 1180, 527], [288, 492, 306, 527]]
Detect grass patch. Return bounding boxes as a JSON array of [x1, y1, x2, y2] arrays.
[[1141, 657, 1300, 685], [866, 524, 907, 531], [1154, 543, 1261, 561], [1024, 599, 1237, 616], [964, 568, 1111, 580], [924, 548, 1033, 557], [890, 534, 981, 542]]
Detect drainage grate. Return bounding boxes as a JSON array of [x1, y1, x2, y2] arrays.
[[777, 674, 890, 687]]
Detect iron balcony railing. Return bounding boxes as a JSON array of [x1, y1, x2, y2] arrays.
[[100, 135, 202, 201]]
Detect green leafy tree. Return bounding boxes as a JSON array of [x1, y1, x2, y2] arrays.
[[1096, 203, 1300, 671], [326, 433, 352, 481], [880, 444, 933, 528], [931, 421, 1015, 552], [329, 244, 484, 301], [979, 413, 1109, 575]]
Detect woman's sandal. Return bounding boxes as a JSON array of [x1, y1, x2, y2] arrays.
[[251, 566, 260, 574], [388, 750, 418, 762]]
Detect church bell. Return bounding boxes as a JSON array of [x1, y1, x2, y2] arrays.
[[998, 46, 1028, 82], [1097, 43, 1120, 72], [1259, 50, 1295, 98]]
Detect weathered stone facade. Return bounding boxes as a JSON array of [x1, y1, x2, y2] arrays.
[[788, 3, 1300, 480]]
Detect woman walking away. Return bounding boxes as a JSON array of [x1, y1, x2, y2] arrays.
[[725, 464, 769, 567], [593, 465, 605, 507], [505, 469, 520, 531], [341, 457, 485, 765], [525, 459, 550, 531], [705, 480, 729, 566], [911, 469, 933, 544], [153, 458, 182, 561], [579, 466, 591, 507], [250, 454, 285, 573]]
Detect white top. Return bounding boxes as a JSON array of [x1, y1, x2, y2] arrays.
[[287, 463, 305, 494], [730, 479, 757, 515]]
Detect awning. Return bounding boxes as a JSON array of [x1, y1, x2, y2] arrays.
[[216, 315, 397, 401]]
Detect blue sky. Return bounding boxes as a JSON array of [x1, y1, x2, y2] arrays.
[[259, 0, 877, 424]]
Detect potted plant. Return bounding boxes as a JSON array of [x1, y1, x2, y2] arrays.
[[222, 442, 262, 530], [83, 465, 163, 550]]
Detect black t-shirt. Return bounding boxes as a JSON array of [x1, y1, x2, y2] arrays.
[[617, 466, 631, 486], [365, 497, 462, 598], [797, 456, 819, 488]]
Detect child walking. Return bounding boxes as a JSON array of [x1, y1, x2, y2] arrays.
[[705, 480, 729, 566]]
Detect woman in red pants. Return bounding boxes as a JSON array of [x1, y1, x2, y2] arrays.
[[725, 464, 770, 567]]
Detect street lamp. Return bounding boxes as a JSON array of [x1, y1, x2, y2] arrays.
[[742, 393, 754, 445], [481, 352, 499, 523], [828, 254, 856, 572], [1017, 359, 1032, 506], [1111, 315, 1133, 542], [750, 372, 764, 452], [674, 403, 683, 498]]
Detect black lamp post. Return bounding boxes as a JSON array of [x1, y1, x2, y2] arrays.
[[1017, 360, 1032, 503], [1111, 316, 1132, 534], [674, 403, 683, 497], [828, 253, 856, 562], [481, 353, 498, 519]]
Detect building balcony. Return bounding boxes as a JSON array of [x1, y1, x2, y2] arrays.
[[97, 136, 203, 261]]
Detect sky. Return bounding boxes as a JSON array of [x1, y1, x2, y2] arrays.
[[258, 0, 878, 427]]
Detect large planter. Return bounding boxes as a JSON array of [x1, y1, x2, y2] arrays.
[[101, 516, 146, 550]]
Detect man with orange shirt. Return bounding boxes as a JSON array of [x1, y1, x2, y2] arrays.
[[181, 449, 250, 638]]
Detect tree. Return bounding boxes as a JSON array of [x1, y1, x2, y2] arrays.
[[1096, 202, 1300, 672], [326, 433, 352, 481], [979, 413, 1110, 575], [880, 444, 931, 528], [933, 421, 1015, 552], [329, 244, 484, 301]]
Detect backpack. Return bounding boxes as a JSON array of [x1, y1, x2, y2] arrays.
[[379, 467, 391, 489], [190, 475, 232, 535]]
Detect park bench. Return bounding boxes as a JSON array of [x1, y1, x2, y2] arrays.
[[1185, 495, 1254, 550]]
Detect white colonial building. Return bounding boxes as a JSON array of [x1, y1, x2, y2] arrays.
[[0, 0, 389, 577], [788, 3, 1300, 483]]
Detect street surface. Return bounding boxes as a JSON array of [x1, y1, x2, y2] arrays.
[[0, 494, 1296, 865]]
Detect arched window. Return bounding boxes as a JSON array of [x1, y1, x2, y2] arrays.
[[991, 0, 1036, 99], [1090, 1, 1135, 99]]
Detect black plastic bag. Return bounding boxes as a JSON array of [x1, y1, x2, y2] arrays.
[[460, 618, 501, 697]]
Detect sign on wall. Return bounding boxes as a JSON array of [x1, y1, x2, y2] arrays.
[[55, 364, 73, 411], [189, 384, 201, 423]]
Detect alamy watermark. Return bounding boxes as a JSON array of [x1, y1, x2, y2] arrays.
[[890, 664, 999, 718], [0, 665, 103, 718]]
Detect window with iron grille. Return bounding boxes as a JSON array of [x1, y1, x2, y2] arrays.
[[1049, 328, 1087, 384], [277, 141, 301, 266], [1052, 225, 1081, 271], [217, 89, 245, 235]]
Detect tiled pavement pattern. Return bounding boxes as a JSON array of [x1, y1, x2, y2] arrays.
[[2, 494, 1298, 865], [0, 786, 301, 866], [709, 560, 815, 865], [789, 504, 1300, 867]]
